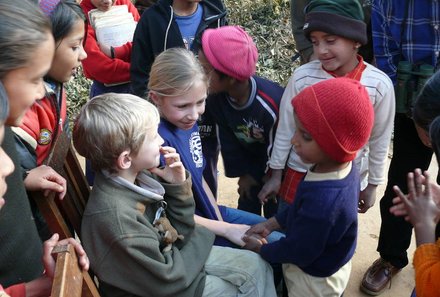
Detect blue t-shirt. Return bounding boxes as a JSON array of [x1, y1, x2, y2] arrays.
[[158, 119, 219, 220], [174, 4, 203, 50]]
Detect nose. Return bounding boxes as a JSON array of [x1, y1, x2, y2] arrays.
[[36, 80, 46, 100], [315, 43, 328, 55], [79, 44, 87, 61], [0, 148, 15, 180], [291, 131, 299, 146]]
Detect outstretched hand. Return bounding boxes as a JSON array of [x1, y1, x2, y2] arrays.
[[149, 146, 185, 184], [24, 165, 66, 199], [391, 169, 440, 246]]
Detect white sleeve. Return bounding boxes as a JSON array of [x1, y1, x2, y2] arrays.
[[367, 74, 395, 185], [268, 75, 298, 169]]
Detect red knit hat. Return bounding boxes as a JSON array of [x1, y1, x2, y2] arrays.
[[201, 26, 258, 81], [292, 78, 374, 163]]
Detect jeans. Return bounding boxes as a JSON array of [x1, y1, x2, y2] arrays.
[[202, 246, 277, 297]]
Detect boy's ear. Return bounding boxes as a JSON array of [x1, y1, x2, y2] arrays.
[[116, 150, 132, 170]]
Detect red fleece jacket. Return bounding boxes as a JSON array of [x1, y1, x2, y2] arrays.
[[80, 0, 140, 84]]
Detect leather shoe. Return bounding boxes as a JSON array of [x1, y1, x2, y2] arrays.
[[360, 258, 401, 296]]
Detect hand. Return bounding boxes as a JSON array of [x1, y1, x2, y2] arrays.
[[245, 218, 279, 239], [358, 183, 377, 213], [24, 165, 66, 199], [98, 43, 112, 58], [42, 233, 90, 279], [241, 234, 265, 253], [258, 170, 282, 205], [150, 146, 185, 184], [223, 223, 250, 247], [237, 174, 258, 201], [391, 169, 440, 246]]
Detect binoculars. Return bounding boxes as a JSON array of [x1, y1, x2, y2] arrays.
[[395, 61, 435, 114]]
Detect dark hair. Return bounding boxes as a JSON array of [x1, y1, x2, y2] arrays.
[[413, 70, 440, 131], [430, 116, 440, 163], [0, 82, 9, 123], [0, 0, 51, 79], [50, 0, 86, 43]]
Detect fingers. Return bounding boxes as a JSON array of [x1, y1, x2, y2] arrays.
[[42, 233, 60, 278]]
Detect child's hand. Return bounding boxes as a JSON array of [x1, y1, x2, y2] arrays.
[[241, 234, 265, 253], [98, 43, 112, 58], [24, 165, 67, 199], [391, 169, 440, 245], [224, 223, 251, 247], [358, 184, 377, 213], [258, 170, 282, 205], [150, 146, 185, 184]]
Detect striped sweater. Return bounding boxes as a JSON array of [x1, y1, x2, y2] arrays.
[[269, 60, 395, 187]]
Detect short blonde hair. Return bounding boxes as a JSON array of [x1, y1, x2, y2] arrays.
[[148, 47, 208, 98], [73, 93, 159, 173]]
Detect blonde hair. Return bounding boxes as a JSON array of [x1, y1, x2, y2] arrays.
[[73, 93, 160, 173], [148, 48, 208, 98]]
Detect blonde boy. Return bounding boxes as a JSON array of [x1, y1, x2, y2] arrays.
[[74, 93, 277, 297]]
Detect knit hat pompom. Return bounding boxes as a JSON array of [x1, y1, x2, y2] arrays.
[[303, 0, 367, 45], [292, 77, 374, 163], [201, 26, 258, 81]]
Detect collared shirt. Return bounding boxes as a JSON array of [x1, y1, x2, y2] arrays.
[[372, 0, 440, 83]]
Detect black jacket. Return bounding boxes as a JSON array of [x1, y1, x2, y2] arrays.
[[130, 0, 227, 97]]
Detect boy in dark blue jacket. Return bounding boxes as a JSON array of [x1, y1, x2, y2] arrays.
[[244, 78, 374, 296], [198, 26, 284, 218]]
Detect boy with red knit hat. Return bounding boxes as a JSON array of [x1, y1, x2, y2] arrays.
[[198, 25, 284, 218], [259, 0, 395, 217], [244, 77, 375, 296]]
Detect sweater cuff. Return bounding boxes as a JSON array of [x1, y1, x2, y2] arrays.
[[413, 239, 440, 268]]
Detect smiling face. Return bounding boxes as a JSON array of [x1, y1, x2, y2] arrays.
[[2, 32, 55, 126], [48, 19, 87, 83], [310, 31, 360, 77], [152, 80, 207, 130], [90, 0, 115, 11]]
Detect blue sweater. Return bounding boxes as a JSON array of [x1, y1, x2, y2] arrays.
[[260, 165, 359, 277], [158, 119, 219, 221], [207, 76, 283, 181]]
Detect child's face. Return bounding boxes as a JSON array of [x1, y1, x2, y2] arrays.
[[2, 32, 55, 126], [0, 124, 15, 205], [130, 125, 164, 171], [48, 19, 87, 83], [91, 0, 115, 11], [198, 50, 228, 95], [292, 115, 330, 165], [154, 80, 207, 130], [310, 31, 360, 77]]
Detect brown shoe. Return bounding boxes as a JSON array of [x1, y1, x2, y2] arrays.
[[360, 258, 401, 296]]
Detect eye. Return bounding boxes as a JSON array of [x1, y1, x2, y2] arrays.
[[302, 132, 313, 141], [196, 99, 205, 106]]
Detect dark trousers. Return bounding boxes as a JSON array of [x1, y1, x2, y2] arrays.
[[238, 183, 278, 219], [378, 114, 433, 268]]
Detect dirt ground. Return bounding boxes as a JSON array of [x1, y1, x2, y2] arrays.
[[216, 155, 439, 297]]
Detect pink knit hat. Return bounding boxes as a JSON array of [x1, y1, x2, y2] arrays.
[[292, 78, 374, 163], [39, 0, 61, 16], [201, 26, 258, 81]]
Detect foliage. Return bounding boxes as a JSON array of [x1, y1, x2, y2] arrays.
[[65, 0, 298, 121]]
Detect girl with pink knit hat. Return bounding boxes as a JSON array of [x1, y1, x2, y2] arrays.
[[244, 77, 374, 297]]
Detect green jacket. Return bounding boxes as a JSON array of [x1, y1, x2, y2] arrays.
[[81, 170, 215, 297]]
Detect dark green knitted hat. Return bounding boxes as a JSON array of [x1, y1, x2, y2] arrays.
[[303, 0, 367, 45]]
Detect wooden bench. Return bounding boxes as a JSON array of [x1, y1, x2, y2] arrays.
[[30, 132, 99, 297]]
